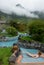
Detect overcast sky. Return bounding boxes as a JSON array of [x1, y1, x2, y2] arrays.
[[0, 0, 44, 17]]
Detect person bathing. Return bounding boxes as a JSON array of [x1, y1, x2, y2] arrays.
[[9, 44, 23, 64], [26, 51, 44, 58]]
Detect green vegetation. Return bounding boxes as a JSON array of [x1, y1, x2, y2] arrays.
[[0, 26, 18, 37], [0, 10, 44, 43], [29, 19, 44, 43], [20, 36, 32, 42], [9, 19, 27, 32], [6, 26, 18, 37], [0, 47, 12, 65], [0, 29, 2, 33], [0, 18, 44, 43]]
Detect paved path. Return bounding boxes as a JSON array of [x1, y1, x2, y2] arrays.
[[10, 62, 44, 65]]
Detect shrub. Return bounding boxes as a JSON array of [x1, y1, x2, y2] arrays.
[[6, 26, 18, 36], [9, 19, 27, 32], [29, 19, 44, 42], [20, 36, 32, 42]]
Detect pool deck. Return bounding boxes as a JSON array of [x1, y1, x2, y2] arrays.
[[11, 62, 44, 65], [22, 62, 44, 65]]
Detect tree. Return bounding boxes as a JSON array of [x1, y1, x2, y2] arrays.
[[9, 19, 19, 29], [6, 26, 18, 36], [17, 23, 27, 32], [29, 19, 44, 42], [9, 19, 27, 32]]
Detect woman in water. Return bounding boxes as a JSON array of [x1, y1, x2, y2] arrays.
[[26, 51, 44, 58], [9, 44, 23, 64]]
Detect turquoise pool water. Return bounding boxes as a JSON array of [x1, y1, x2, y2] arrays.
[[0, 40, 18, 47], [0, 36, 44, 62], [0, 36, 18, 47], [21, 48, 44, 62]]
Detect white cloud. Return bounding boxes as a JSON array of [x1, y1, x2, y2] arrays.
[[0, 0, 44, 17]]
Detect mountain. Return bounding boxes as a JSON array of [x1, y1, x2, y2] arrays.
[[31, 11, 44, 19], [16, 4, 25, 9], [0, 10, 44, 21], [0, 4, 39, 19], [0, 11, 29, 20]]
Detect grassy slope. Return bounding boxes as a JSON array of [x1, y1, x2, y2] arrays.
[[0, 47, 12, 65], [20, 36, 32, 42]]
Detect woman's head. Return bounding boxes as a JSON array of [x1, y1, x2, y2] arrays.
[[12, 44, 19, 53], [38, 51, 42, 56]]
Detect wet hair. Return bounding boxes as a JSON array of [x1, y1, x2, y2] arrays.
[[11, 43, 20, 53], [11, 44, 18, 53], [13, 44, 18, 46], [38, 51, 42, 56]]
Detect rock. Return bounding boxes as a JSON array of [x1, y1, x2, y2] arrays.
[[40, 44, 44, 52], [18, 40, 44, 52], [9, 56, 16, 63]]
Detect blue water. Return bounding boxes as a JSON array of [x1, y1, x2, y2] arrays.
[[21, 48, 44, 62], [0, 40, 17, 47], [0, 36, 18, 47], [0, 36, 44, 62]]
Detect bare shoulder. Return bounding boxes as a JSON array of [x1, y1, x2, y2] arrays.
[[41, 53, 44, 58], [18, 55, 23, 58]]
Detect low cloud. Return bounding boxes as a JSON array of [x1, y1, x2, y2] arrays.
[[0, 0, 43, 18]]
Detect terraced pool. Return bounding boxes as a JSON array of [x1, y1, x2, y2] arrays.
[[0, 36, 44, 63], [21, 48, 44, 62]]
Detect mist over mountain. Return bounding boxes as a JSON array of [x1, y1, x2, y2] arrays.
[[31, 11, 44, 19], [0, 10, 44, 20], [0, 0, 44, 18], [0, 2, 39, 18], [0, 2, 44, 19], [0, 10, 38, 20]]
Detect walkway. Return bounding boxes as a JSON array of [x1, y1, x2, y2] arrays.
[[11, 62, 44, 65]]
